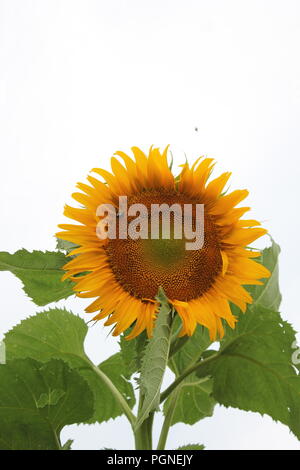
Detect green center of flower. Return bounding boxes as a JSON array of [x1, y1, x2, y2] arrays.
[[141, 237, 186, 268]]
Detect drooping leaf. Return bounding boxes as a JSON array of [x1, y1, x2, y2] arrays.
[[0, 249, 74, 306], [176, 444, 204, 450], [197, 306, 300, 440], [4, 308, 135, 423], [135, 288, 173, 429], [0, 358, 94, 450]]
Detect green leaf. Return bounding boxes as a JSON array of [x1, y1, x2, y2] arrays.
[[176, 444, 204, 450], [0, 249, 74, 306], [248, 238, 281, 310], [197, 306, 300, 439], [165, 374, 215, 425], [96, 353, 136, 421], [164, 321, 215, 425], [0, 358, 94, 450], [135, 288, 173, 429], [119, 333, 140, 378], [4, 308, 135, 423], [169, 320, 211, 374], [119, 330, 148, 378]]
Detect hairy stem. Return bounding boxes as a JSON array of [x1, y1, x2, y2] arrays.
[[157, 387, 180, 450], [134, 389, 153, 449], [89, 360, 136, 427], [134, 414, 153, 450]]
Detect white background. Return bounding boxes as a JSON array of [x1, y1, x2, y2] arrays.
[[1, 0, 300, 450]]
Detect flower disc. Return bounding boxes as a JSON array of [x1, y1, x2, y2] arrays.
[[106, 189, 222, 301]]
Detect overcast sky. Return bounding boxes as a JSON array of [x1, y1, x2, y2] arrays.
[[1, 0, 300, 449]]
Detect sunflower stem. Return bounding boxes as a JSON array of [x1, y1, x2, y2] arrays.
[[134, 389, 153, 449], [134, 414, 153, 450], [157, 386, 180, 450], [159, 352, 219, 404], [147, 412, 154, 449], [89, 360, 136, 427], [155, 353, 218, 449]]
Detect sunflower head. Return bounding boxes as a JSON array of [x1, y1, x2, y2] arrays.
[[57, 146, 270, 341]]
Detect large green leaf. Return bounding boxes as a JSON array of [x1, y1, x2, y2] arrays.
[[0, 249, 74, 306], [248, 238, 281, 310], [197, 306, 300, 439], [0, 358, 94, 450], [4, 309, 135, 423], [136, 289, 173, 429], [163, 239, 281, 426]]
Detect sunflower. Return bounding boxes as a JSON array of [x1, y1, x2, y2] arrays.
[[57, 146, 270, 340]]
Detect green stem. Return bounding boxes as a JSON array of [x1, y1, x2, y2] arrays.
[[157, 387, 180, 450], [89, 360, 136, 427], [160, 352, 219, 404], [134, 415, 153, 450], [54, 430, 62, 450], [146, 412, 154, 449], [156, 353, 219, 449], [134, 389, 154, 450], [134, 390, 153, 449]]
